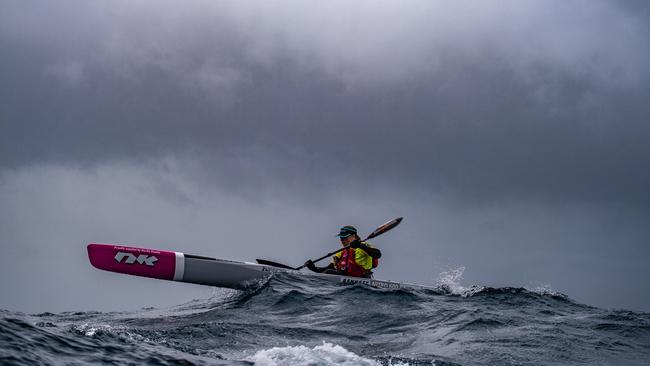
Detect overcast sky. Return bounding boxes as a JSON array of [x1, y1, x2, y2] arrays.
[[1, 0, 649, 313]]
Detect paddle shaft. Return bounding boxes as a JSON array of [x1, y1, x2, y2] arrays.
[[294, 243, 358, 271]]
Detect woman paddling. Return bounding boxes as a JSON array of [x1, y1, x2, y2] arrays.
[[305, 225, 382, 278]]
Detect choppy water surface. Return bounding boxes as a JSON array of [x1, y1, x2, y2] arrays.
[[2, 271, 649, 365]]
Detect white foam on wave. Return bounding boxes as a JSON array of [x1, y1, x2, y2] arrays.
[[247, 342, 411, 366], [435, 269, 567, 299], [73, 322, 152, 343], [527, 284, 565, 298]]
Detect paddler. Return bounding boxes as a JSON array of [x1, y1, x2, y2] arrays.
[[304, 225, 381, 278]]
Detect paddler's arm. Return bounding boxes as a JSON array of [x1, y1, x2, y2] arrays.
[[304, 260, 335, 273], [350, 240, 382, 258]]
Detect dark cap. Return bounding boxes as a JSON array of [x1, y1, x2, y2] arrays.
[[336, 225, 358, 238]]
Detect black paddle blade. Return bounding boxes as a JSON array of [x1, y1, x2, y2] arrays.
[[255, 259, 297, 270], [365, 217, 403, 240]]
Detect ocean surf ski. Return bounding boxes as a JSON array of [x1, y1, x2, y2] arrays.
[[87, 243, 433, 291]]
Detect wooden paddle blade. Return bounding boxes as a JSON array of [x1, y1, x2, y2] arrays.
[[255, 259, 297, 270], [365, 217, 403, 240]]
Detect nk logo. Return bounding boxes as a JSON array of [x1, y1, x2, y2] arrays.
[[114, 252, 158, 266]]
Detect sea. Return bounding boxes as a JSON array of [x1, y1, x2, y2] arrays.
[[2, 268, 649, 365]]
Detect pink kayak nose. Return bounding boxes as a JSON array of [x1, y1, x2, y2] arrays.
[[87, 243, 180, 281]]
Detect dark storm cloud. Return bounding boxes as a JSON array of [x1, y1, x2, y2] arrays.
[[2, 0, 650, 208], [2, 1, 650, 312]]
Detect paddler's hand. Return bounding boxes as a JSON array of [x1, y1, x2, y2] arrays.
[[304, 260, 316, 271]]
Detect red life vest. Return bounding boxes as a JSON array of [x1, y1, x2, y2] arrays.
[[335, 247, 378, 277]]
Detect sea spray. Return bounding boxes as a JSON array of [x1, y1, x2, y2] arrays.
[[434, 266, 485, 297]]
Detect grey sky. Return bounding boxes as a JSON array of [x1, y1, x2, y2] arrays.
[[1, 0, 649, 312]]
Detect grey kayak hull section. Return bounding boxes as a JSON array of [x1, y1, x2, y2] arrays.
[[181, 256, 433, 291]]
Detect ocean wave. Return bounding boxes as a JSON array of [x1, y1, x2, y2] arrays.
[[2, 273, 650, 366]]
